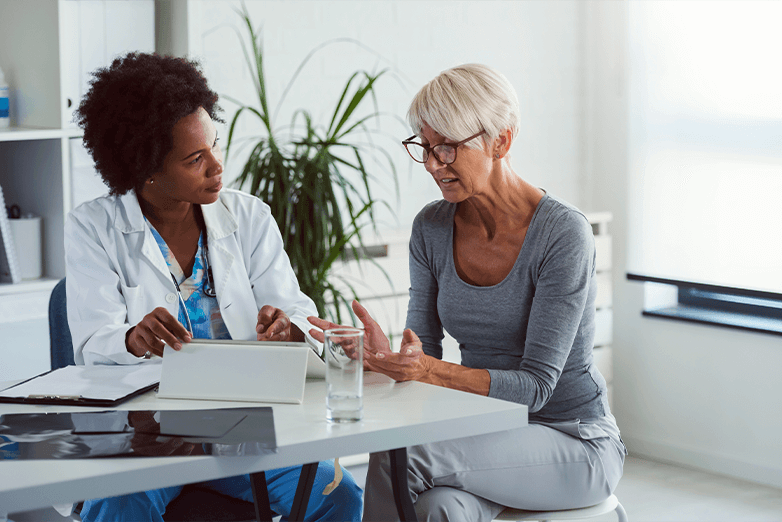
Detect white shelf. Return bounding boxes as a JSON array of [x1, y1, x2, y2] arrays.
[[584, 211, 613, 225], [0, 0, 154, 381], [0, 278, 60, 296], [587, 212, 614, 410], [0, 126, 74, 142]]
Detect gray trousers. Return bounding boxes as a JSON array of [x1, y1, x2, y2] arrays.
[[363, 422, 626, 522]]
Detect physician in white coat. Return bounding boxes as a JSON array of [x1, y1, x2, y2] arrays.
[[65, 52, 362, 522], [66, 186, 317, 365]]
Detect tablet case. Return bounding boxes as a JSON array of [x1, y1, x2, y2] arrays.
[[158, 340, 315, 404]]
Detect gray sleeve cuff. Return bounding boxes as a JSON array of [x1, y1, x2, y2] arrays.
[[486, 369, 522, 403]]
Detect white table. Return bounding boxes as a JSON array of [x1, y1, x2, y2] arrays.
[[0, 372, 527, 519]]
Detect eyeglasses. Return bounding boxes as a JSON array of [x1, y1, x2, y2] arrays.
[[402, 130, 486, 165]]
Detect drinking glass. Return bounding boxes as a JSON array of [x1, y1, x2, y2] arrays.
[[324, 328, 364, 422]]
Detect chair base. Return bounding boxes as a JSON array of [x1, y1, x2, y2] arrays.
[[494, 494, 627, 521]]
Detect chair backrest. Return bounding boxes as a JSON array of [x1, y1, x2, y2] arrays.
[[49, 278, 75, 370]]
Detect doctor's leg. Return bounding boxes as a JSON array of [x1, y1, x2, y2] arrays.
[[201, 462, 362, 522], [79, 485, 184, 522]]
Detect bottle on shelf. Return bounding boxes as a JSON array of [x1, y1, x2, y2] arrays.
[[0, 65, 9, 128]]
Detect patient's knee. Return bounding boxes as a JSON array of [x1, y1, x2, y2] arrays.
[[414, 486, 487, 522]]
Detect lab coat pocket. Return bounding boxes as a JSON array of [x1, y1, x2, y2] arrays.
[[121, 283, 146, 325]]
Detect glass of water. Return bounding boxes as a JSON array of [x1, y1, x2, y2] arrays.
[[324, 328, 364, 422]]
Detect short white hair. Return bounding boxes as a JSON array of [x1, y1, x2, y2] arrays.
[[407, 63, 520, 150]]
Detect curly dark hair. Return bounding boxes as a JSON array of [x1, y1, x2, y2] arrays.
[[75, 52, 223, 196]]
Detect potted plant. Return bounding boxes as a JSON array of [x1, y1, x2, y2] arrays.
[[224, 4, 398, 323]]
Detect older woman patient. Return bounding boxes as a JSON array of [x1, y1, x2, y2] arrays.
[[310, 63, 627, 522]]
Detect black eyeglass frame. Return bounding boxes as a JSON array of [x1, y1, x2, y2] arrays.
[[401, 130, 486, 165]]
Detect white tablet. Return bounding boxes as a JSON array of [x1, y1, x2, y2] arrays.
[[158, 340, 323, 404]]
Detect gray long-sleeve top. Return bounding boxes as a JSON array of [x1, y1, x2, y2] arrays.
[[406, 193, 611, 423]]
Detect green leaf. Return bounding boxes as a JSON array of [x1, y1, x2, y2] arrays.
[[224, 5, 399, 321]]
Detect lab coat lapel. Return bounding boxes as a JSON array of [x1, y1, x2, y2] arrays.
[[116, 191, 171, 281], [201, 197, 258, 340]]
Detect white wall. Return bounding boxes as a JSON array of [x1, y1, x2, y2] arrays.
[[164, 0, 586, 234], [584, 1, 782, 489]]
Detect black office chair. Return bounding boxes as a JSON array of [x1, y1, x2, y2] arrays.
[[48, 278, 259, 522], [49, 278, 75, 370]]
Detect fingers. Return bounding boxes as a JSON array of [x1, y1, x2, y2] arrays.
[[256, 306, 292, 341], [351, 300, 380, 330], [368, 329, 423, 366], [129, 307, 191, 357], [308, 327, 326, 344], [403, 329, 420, 344], [307, 315, 343, 331], [166, 310, 192, 342], [257, 319, 291, 341], [363, 356, 381, 372], [399, 329, 423, 356], [133, 328, 166, 357], [257, 318, 291, 341], [307, 315, 354, 344], [352, 301, 390, 350], [256, 305, 277, 331], [156, 308, 191, 350], [363, 350, 424, 382], [258, 316, 289, 338]]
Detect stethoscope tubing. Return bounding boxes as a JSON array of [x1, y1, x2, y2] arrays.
[[169, 236, 217, 336], [170, 273, 195, 336]]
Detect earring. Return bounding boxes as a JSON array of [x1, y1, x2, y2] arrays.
[[148, 178, 154, 185], [495, 153, 501, 159]]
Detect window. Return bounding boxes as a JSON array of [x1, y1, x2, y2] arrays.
[[627, 273, 782, 336], [627, 1, 782, 296]]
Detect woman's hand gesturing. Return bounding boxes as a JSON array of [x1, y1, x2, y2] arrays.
[[125, 307, 192, 358], [308, 300, 432, 382], [365, 328, 432, 382], [308, 300, 390, 360]]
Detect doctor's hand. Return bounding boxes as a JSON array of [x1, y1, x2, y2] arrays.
[[126, 307, 192, 358], [257, 305, 305, 342]]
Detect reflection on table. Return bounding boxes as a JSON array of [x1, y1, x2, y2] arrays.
[[0, 407, 275, 460]]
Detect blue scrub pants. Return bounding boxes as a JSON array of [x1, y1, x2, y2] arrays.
[[80, 461, 362, 522]]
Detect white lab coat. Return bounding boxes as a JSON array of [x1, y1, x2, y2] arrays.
[[65, 188, 319, 365]]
